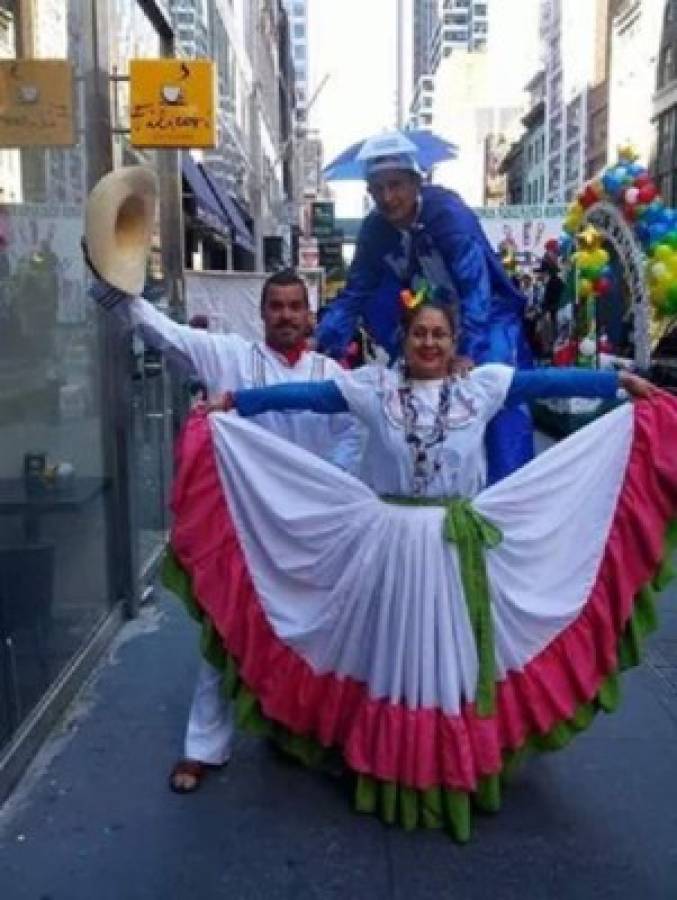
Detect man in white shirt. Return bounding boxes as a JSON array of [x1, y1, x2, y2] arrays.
[[92, 268, 362, 792]]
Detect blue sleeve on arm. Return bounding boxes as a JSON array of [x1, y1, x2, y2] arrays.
[[506, 368, 619, 406], [234, 380, 349, 417]]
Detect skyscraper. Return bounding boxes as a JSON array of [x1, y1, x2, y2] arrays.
[[431, 0, 489, 72], [284, 0, 309, 130], [408, 1, 491, 131], [412, 0, 440, 93]]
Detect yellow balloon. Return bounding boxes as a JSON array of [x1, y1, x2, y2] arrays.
[[651, 261, 669, 281], [579, 250, 595, 269], [593, 248, 610, 267], [652, 282, 668, 307], [578, 278, 593, 298], [654, 243, 673, 263]]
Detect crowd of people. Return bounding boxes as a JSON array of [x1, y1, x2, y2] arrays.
[[83, 139, 677, 843]]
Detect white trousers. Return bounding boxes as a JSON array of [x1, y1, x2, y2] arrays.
[[184, 659, 235, 764]]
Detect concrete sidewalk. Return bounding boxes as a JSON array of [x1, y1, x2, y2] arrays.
[[1, 583, 677, 900]]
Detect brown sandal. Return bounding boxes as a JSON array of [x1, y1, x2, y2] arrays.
[[169, 758, 220, 794]]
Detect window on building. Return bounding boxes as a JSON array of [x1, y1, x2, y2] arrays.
[[528, 144, 534, 165], [549, 160, 561, 191], [473, 3, 487, 15], [294, 43, 305, 60], [445, 13, 468, 25], [539, 175, 545, 202], [658, 107, 676, 166], [294, 23, 305, 39], [293, 2, 305, 16], [565, 145, 579, 183], [473, 21, 488, 34], [420, 113, 433, 126], [473, 39, 487, 51], [659, 44, 675, 89]]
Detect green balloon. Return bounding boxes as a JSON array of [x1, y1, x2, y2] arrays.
[[666, 231, 677, 249], [664, 282, 677, 315]]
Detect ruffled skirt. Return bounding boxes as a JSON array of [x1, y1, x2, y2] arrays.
[[164, 395, 677, 841]]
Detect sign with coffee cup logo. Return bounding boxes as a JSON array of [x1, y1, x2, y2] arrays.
[[0, 60, 75, 147], [130, 59, 217, 148]]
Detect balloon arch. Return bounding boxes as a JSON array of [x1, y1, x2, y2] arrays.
[[557, 144, 676, 372]]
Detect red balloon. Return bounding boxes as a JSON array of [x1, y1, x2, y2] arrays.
[[638, 184, 658, 204], [579, 184, 600, 209], [623, 204, 637, 222], [634, 172, 651, 188], [595, 277, 612, 296]]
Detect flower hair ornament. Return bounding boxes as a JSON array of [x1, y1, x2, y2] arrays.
[[399, 276, 452, 311]]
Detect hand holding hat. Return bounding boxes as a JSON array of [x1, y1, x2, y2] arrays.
[[83, 165, 158, 297]]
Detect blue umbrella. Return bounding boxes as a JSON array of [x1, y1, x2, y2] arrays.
[[322, 130, 458, 181]]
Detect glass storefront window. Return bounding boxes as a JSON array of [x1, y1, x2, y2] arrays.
[[0, 1, 112, 749], [108, 0, 174, 578]]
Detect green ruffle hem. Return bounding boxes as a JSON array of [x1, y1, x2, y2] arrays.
[[162, 512, 677, 844]]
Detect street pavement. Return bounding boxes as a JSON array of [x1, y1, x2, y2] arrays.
[[1, 579, 677, 900]]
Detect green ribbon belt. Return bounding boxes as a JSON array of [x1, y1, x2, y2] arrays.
[[382, 496, 502, 717]]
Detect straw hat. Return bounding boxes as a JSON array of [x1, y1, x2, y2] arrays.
[[84, 166, 158, 296]]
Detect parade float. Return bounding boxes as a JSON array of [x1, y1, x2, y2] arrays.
[[531, 145, 677, 436]]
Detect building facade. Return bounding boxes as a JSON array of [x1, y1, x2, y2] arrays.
[[431, 0, 489, 71], [607, 0, 663, 174], [653, 0, 677, 204], [0, 0, 298, 800], [542, 0, 600, 201], [522, 70, 547, 203], [0, 0, 187, 801]]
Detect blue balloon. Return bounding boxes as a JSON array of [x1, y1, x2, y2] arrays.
[[600, 264, 613, 278], [649, 221, 669, 243], [627, 163, 644, 177], [645, 201, 666, 224], [663, 209, 677, 229], [558, 234, 573, 255], [635, 223, 651, 246]]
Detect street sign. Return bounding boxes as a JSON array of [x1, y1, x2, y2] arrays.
[[319, 235, 344, 272], [130, 59, 217, 148], [311, 201, 334, 238]]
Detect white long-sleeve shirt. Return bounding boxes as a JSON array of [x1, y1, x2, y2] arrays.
[[96, 289, 362, 473]]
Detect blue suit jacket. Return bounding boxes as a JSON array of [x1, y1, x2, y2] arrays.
[[316, 185, 532, 367]]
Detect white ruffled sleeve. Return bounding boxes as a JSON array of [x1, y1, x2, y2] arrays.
[[332, 364, 386, 425], [466, 364, 515, 420]]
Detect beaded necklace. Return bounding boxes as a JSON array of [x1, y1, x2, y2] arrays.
[[398, 376, 452, 495]]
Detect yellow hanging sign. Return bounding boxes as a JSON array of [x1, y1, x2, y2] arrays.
[[0, 60, 75, 147], [130, 59, 217, 149]]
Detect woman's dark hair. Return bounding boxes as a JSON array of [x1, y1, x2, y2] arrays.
[[260, 268, 309, 310], [401, 301, 457, 338]]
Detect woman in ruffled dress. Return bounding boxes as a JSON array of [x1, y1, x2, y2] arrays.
[[165, 296, 677, 842]]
